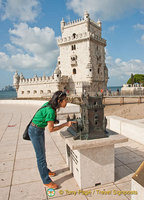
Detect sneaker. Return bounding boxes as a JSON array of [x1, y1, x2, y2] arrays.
[[44, 181, 58, 189], [49, 171, 56, 177]]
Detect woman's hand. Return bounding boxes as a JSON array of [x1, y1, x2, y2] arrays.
[[66, 121, 77, 127]]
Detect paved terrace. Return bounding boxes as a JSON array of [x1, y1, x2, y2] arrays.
[[0, 103, 144, 200]]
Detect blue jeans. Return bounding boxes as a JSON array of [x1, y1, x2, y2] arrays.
[[28, 124, 52, 184]]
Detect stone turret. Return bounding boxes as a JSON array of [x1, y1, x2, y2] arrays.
[[97, 19, 102, 28], [84, 11, 89, 20], [54, 66, 61, 81], [20, 73, 25, 82], [13, 71, 20, 91], [61, 18, 65, 34]]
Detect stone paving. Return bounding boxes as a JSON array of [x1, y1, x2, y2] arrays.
[[0, 104, 144, 200]]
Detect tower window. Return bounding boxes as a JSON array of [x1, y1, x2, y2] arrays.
[[73, 68, 76, 74], [71, 44, 76, 50], [98, 68, 100, 74], [73, 33, 76, 38], [71, 56, 76, 61]]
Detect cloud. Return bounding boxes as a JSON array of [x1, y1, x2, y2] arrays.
[[66, 0, 144, 21], [106, 53, 144, 84], [9, 23, 58, 55], [133, 23, 144, 44], [0, 23, 59, 72], [108, 25, 117, 32], [4, 43, 24, 54], [140, 34, 144, 44], [140, 10, 144, 15], [1, 0, 40, 22], [133, 23, 144, 30]]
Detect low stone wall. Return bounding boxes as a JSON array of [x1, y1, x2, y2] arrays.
[[106, 116, 144, 145], [0, 100, 80, 118], [103, 96, 144, 105]]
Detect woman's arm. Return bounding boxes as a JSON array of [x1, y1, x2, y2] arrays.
[[48, 121, 76, 133]]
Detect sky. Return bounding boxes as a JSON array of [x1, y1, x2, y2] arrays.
[[0, 0, 144, 89]]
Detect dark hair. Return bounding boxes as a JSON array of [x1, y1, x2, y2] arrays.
[[48, 90, 67, 110]]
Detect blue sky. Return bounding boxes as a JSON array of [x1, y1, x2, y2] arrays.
[[0, 0, 144, 89]]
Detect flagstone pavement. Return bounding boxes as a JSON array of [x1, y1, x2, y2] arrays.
[[0, 103, 144, 200]]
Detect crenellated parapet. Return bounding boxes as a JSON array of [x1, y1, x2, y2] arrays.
[[61, 14, 101, 30], [64, 17, 85, 27], [19, 74, 61, 85], [57, 31, 106, 46]]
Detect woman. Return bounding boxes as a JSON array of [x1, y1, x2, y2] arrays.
[[28, 91, 76, 189]]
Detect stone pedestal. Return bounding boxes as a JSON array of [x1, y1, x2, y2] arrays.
[[60, 130, 128, 189]]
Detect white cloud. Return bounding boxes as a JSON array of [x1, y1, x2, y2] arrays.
[[108, 25, 117, 32], [66, 0, 144, 20], [1, 0, 40, 22], [141, 34, 144, 44], [4, 43, 24, 54], [0, 23, 59, 71], [133, 24, 144, 30], [106, 53, 144, 84], [133, 23, 144, 45], [9, 23, 58, 55]]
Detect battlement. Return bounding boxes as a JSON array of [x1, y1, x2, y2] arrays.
[[19, 75, 57, 85], [57, 31, 106, 45], [64, 17, 85, 27], [62, 13, 101, 29], [18, 74, 69, 86]]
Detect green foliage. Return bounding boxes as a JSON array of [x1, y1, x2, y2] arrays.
[[127, 74, 144, 86]]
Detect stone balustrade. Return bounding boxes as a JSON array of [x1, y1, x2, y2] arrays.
[[57, 31, 106, 45]]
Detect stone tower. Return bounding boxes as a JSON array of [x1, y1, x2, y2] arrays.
[[57, 11, 108, 96], [13, 12, 108, 99], [13, 71, 20, 92]]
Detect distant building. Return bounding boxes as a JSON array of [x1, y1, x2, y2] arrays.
[[13, 12, 108, 99], [121, 84, 144, 95]]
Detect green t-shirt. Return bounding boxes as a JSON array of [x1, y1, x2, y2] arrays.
[[32, 102, 55, 128]]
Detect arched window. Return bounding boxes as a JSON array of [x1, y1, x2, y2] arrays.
[[27, 90, 30, 94], [73, 68, 76, 74], [40, 90, 43, 94], [33, 90, 37, 94], [71, 44, 76, 50], [21, 91, 24, 94], [73, 33, 76, 38]]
